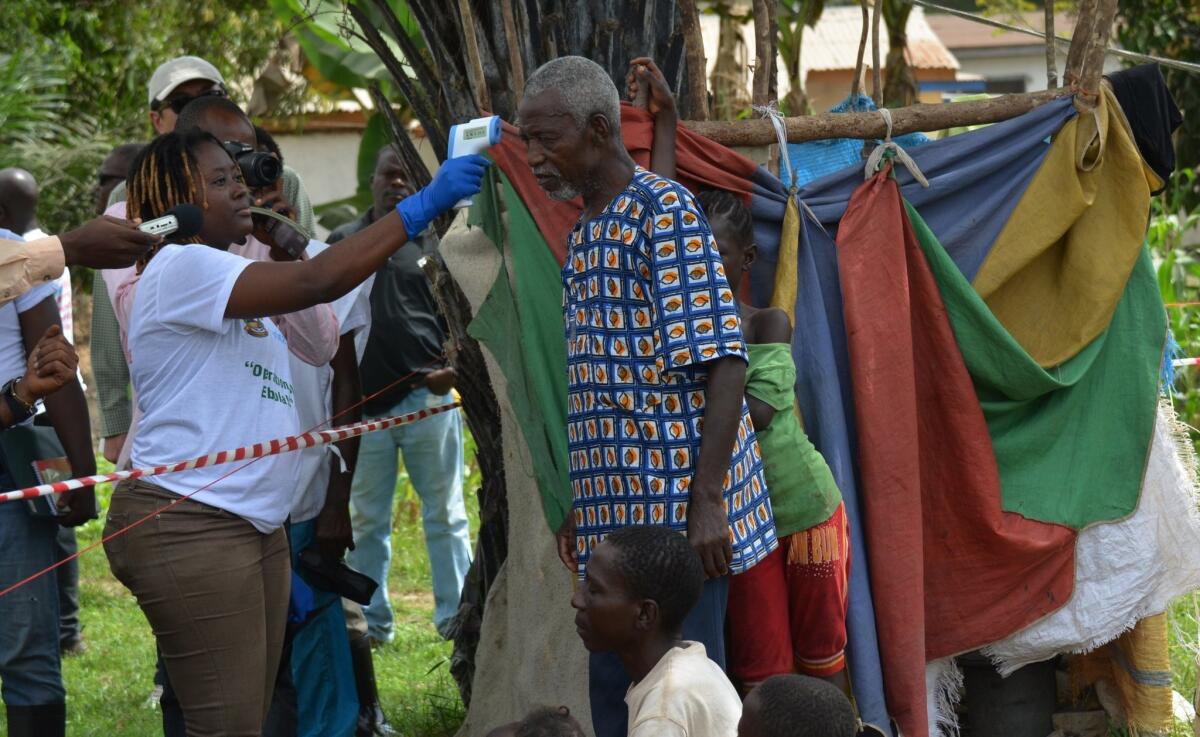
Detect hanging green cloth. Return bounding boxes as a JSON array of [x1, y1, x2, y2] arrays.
[[908, 202, 1163, 529], [466, 169, 572, 532]]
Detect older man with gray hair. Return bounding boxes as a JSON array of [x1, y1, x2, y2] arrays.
[[516, 56, 777, 737]]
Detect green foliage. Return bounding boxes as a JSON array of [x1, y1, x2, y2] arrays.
[[0, 0, 294, 138], [0, 1, 299, 238], [0, 50, 111, 237], [65, 434, 482, 734], [270, 0, 425, 206], [1153, 169, 1200, 427]]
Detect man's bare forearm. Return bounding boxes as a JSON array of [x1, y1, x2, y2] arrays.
[[691, 356, 746, 500]]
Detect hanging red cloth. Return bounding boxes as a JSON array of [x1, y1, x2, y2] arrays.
[[836, 169, 1075, 737], [489, 102, 759, 266]]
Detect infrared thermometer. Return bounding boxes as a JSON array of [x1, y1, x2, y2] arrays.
[[447, 115, 501, 208]]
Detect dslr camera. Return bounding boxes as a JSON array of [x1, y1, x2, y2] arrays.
[[222, 141, 282, 189]]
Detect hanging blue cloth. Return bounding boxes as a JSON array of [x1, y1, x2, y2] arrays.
[[746, 95, 1077, 734]]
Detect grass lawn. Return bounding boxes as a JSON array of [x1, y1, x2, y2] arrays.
[[61, 447, 478, 737], [43, 438, 1200, 736]]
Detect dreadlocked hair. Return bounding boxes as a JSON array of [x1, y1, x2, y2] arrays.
[[126, 128, 221, 263]]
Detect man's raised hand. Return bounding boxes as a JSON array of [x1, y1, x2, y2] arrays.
[[625, 57, 677, 120], [59, 216, 161, 269]]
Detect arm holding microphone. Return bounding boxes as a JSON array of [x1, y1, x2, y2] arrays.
[[0, 217, 161, 307]]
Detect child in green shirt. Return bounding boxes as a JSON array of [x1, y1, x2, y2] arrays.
[[698, 190, 850, 694]]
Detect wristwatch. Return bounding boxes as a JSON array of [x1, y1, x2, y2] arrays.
[[2, 377, 36, 425]]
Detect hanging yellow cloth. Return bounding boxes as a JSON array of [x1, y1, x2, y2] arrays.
[[770, 192, 802, 324], [972, 87, 1161, 367], [1072, 613, 1173, 735]]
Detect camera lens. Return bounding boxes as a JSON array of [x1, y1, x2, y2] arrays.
[[221, 141, 282, 189], [239, 152, 282, 189]]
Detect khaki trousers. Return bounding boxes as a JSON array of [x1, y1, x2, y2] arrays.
[[104, 480, 290, 737]]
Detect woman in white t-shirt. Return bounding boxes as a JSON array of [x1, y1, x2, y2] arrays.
[[101, 128, 487, 735]]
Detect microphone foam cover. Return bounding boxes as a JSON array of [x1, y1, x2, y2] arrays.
[[168, 204, 204, 240]]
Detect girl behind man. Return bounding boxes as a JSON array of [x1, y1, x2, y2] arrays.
[[102, 127, 486, 735]]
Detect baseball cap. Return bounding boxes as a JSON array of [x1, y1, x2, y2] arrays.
[[147, 56, 227, 107]]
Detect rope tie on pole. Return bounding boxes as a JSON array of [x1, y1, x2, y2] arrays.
[[865, 107, 930, 188]]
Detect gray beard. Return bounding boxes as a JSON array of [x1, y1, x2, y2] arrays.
[[545, 180, 582, 201]]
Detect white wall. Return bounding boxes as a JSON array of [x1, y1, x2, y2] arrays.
[[953, 47, 1122, 94], [275, 131, 361, 207], [275, 129, 444, 208]]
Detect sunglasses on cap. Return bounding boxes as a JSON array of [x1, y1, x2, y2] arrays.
[[151, 87, 228, 115]]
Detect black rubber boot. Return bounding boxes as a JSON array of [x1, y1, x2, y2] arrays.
[[351, 636, 396, 736], [6, 703, 66, 737]]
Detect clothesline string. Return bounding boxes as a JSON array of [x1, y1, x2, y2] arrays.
[[905, 0, 1200, 77], [0, 353, 451, 600]]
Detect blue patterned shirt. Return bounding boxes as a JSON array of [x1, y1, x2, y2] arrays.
[[563, 167, 777, 575]]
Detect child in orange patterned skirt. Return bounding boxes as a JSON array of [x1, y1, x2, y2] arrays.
[[698, 189, 851, 695]]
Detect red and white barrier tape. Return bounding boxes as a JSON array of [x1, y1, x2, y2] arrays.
[[0, 402, 460, 504]]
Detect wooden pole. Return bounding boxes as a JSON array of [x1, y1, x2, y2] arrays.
[[457, 0, 491, 113], [677, 0, 709, 120], [870, 0, 883, 106], [1075, 0, 1118, 108], [752, 0, 772, 107], [681, 87, 1070, 146], [499, 0, 525, 101], [1044, 2, 1057, 89], [851, 0, 870, 100], [1063, 0, 1096, 87]]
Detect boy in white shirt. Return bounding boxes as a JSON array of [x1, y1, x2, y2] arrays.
[[571, 526, 742, 737]]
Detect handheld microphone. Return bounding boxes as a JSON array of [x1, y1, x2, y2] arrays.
[[137, 204, 203, 240]]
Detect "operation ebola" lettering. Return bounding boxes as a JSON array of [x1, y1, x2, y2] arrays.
[[244, 360, 295, 407]]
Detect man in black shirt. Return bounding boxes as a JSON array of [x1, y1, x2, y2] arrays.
[[329, 146, 472, 644]]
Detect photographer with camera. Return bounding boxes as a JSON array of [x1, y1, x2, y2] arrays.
[[100, 96, 338, 472], [92, 55, 319, 466]]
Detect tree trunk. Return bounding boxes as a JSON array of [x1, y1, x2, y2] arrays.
[[677, 0, 708, 120], [710, 10, 750, 120], [419, 255, 508, 708], [396, 0, 688, 126], [752, 0, 774, 107], [348, 0, 689, 708], [781, 29, 807, 115], [882, 0, 917, 108]]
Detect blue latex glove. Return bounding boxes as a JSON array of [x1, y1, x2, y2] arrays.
[[288, 570, 315, 624], [396, 153, 491, 236]]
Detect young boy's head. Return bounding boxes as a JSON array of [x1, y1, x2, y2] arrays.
[[515, 706, 586, 737], [570, 526, 704, 653], [486, 706, 585, 737], [738, 674, 858, 737], [697, 189, 756, 291]]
